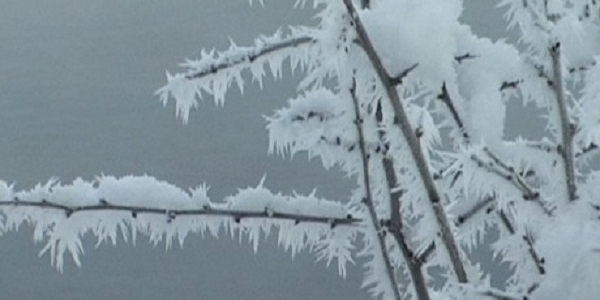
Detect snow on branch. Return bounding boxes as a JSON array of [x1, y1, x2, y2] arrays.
[[348, 78, 403, 300], [266, 88, 386, 171], [156, 30, 316, 123], [0, 176, 358, 272]]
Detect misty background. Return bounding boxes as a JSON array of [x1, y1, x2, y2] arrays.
[[0, 1, 511, 299]]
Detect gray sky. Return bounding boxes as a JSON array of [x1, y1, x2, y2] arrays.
[[0, 1, 507, 299]]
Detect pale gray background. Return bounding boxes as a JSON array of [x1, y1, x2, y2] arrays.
[[0, 1, 508, 299]]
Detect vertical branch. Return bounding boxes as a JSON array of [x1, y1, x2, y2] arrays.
[[376, 102, 431, 300], [349, 78, 402, 300], [341, 0, 468, 283], [549, 43, 578, 202]]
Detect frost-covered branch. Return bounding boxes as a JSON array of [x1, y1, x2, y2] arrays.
[[341, 0, 468, 283], [497, 210, 545, 278], [549, 42, 577, 202], [437, 83, 551, 215], [375, 102, 430, 300], [348, 78, 403, 300], [0, 176, 357, 272], [156, 31, 316, 122], [437, 82, 470, 141], [1, 198, 359, 227], [184, 36, 313, 81]]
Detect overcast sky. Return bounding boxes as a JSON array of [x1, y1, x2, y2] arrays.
[[0, 1, 508, 299]]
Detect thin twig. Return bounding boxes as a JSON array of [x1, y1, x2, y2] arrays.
[[349, 78, 403, 300], [185, 36, 314, 80], [390, 63, 419, 86], [549, 42, 578, 201], [455, 196, 495, 226], [497, 210, 545, 276], [470, 154, 552, 216], [1, 198, 360, 227], [437, 83, 470, 141], [454, 52, 479, 63], [376, 102, 431, 300]]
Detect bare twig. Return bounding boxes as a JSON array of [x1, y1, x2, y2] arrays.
[[455, 196, 495, 226], [455, 52, 479, 63], [500, 80, 522, 91], [437, 83, 470, 141], [390, 63, 419, 86]]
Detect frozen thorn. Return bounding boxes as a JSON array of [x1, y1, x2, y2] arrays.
[[234, 216, 241, 224], [131, 211, 138, 218], [415, 127, 423, 138], [167, 211, 177, 223], [346, 214, 353, 219], [348, 144, 355, 152], [12, 196, 19, 202], [202, 204, 211, 211], [65, 209, 73, 218], [456, 216, 465, 225], [294, 219, 301, 225], [329, 219, 337, 229], [99, 198, 109, 206], [454, 52, 478, 63], [264, 206, 274, 217], [41, 199, 48, 204]]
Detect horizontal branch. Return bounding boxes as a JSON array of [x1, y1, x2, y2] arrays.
[[2, 198, 360, 227]]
